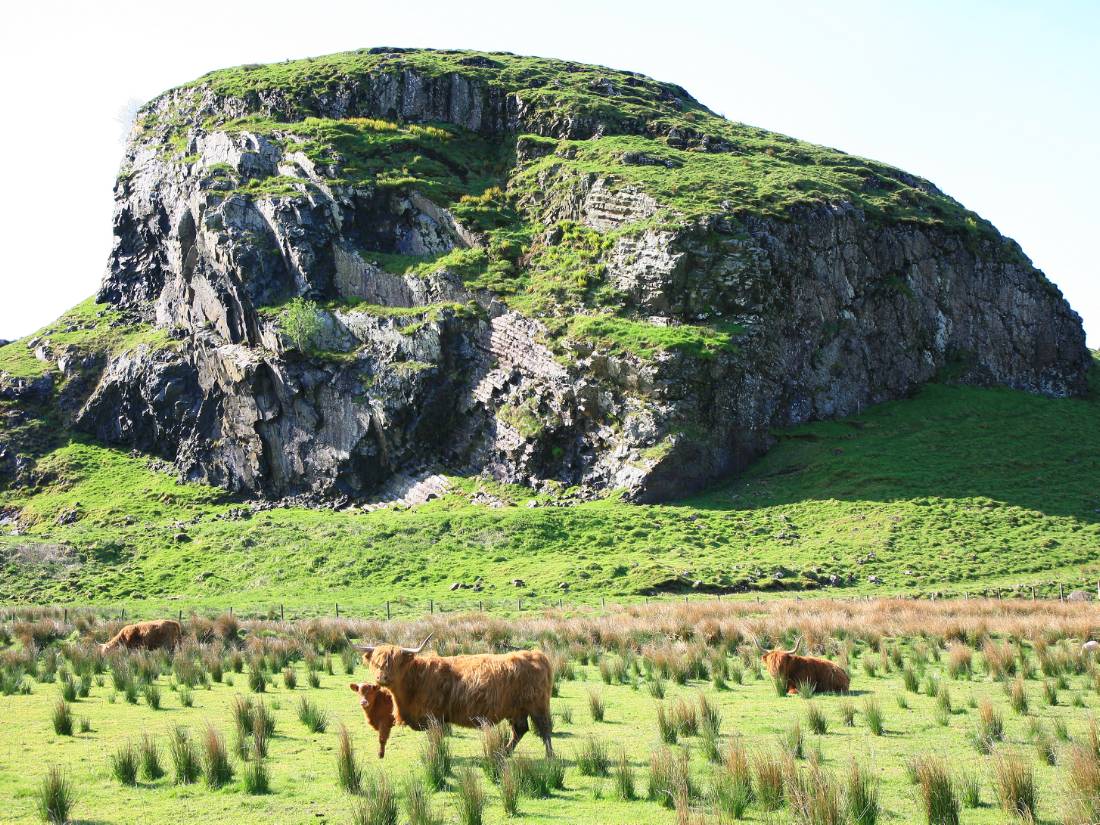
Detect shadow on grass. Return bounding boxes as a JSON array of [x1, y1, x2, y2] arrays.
[[678, 382, 1100, 522]]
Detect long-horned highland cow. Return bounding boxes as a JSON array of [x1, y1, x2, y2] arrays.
[[355, 633, 554, 756], [348, 682, 399, 758], [758, 636, 850, 694], [99, 619, 183, 653]]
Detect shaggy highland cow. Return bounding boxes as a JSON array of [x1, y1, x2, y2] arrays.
[[759, 637, 850, 694], [355, 634, 554, 756], [99, 619, 183, 653]]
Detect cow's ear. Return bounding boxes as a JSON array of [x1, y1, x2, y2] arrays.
[[349, 682, 361, 692]]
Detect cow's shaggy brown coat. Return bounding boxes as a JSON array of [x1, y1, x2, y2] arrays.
[[362, 643, 554, 755], [348, 682, 398, 758], [99, 620, 182, 653], [762, 648, 850, 694]]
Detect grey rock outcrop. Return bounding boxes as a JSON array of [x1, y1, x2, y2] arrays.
[[68, 50, 1089, 504]]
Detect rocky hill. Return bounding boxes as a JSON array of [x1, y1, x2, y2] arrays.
[[1, 47, 1090, 505]]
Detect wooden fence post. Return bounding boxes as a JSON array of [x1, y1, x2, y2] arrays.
[[1059, 583, 1065, 602], [517, 598, 522, 611], [280, 604, 284, 621], [386, 601, 391, 620], [429, 600, 434, 615]]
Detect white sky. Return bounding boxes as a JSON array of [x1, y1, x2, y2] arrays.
[[1, 0, 1096, 346]]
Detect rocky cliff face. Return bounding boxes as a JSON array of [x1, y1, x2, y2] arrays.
[[63, 48, 1090, 503]]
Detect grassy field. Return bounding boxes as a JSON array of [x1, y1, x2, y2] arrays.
[[2, 599, 1100, 824], [2, 354, 1099, 612]]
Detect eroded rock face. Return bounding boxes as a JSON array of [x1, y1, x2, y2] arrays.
[[72, 52, 1089, 504]]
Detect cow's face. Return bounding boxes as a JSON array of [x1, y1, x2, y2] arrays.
[[367, 645, 417, 688], [349, 681, 382, 710], [762, 650, 793, 677]]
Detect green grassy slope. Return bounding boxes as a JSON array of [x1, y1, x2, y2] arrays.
[[2, 354, 1097, 611]]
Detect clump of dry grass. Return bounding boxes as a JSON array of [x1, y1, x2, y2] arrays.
[[1064, 743, 1100, 824], [786, 762, 843, 825], [201, 725, 233, 789], [647, 746, 693, 809], [991, 752, 1037, 820], [478, 720, 509, 783], [753, 750, 785, 811], [946, 643, 972, 679], [914, 756, 959, 825], [983, 640, 1017, 681]]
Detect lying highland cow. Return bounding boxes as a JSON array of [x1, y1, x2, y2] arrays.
[[758, 636, 850, 694], [355, 633, 554, 755], [99, 619, 183, 653], [348, 682, 399, 758]]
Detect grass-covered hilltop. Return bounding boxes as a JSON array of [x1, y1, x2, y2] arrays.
[[0, 47, 1096, 609]]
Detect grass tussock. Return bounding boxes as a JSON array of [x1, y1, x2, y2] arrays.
[[478, 720, 509, 783], [242, 757, 270, 794], [51, 699, 73, 736], [297, 696, 327, 732], [575, 735, 610, 776], [915, 756, 959, 825], [1065, 743, 1100, 824], [350, 772, 397, 825], [420, 717, 451, 791], [454, 767, 486, 825], [845, 759, 880, 825], [170, 726, 200, 785], [337, 724, 363, 794], [109, 740, 138, 786], [139, 733, 164, 780], [403, 772, 440, 825], [201, 725, 233, 789], [863, 698, 884, 736], [647, 746, 693, 809], [991, 752, 1036, 820], [587, 688, 605, 722], [36, 766, 74, 825]]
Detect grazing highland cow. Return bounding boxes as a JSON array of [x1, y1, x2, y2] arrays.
[[759, 636, 850, 694], [355, 634, 554, 756], [99, 619, 183, 653], [348, 682, 399, 758]]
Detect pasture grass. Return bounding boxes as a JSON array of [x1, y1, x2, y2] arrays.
[[3, 618, 1100, 823]]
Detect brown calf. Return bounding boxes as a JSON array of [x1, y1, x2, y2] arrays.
[[100, 620, 183, 653], [348, 682, 399, 758]]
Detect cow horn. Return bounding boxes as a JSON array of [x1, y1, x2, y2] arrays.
[[352, 644, 376, 655], [744, 631, 764, 651], [786, 635, 803, 655], [403, 633, 433, 655]]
